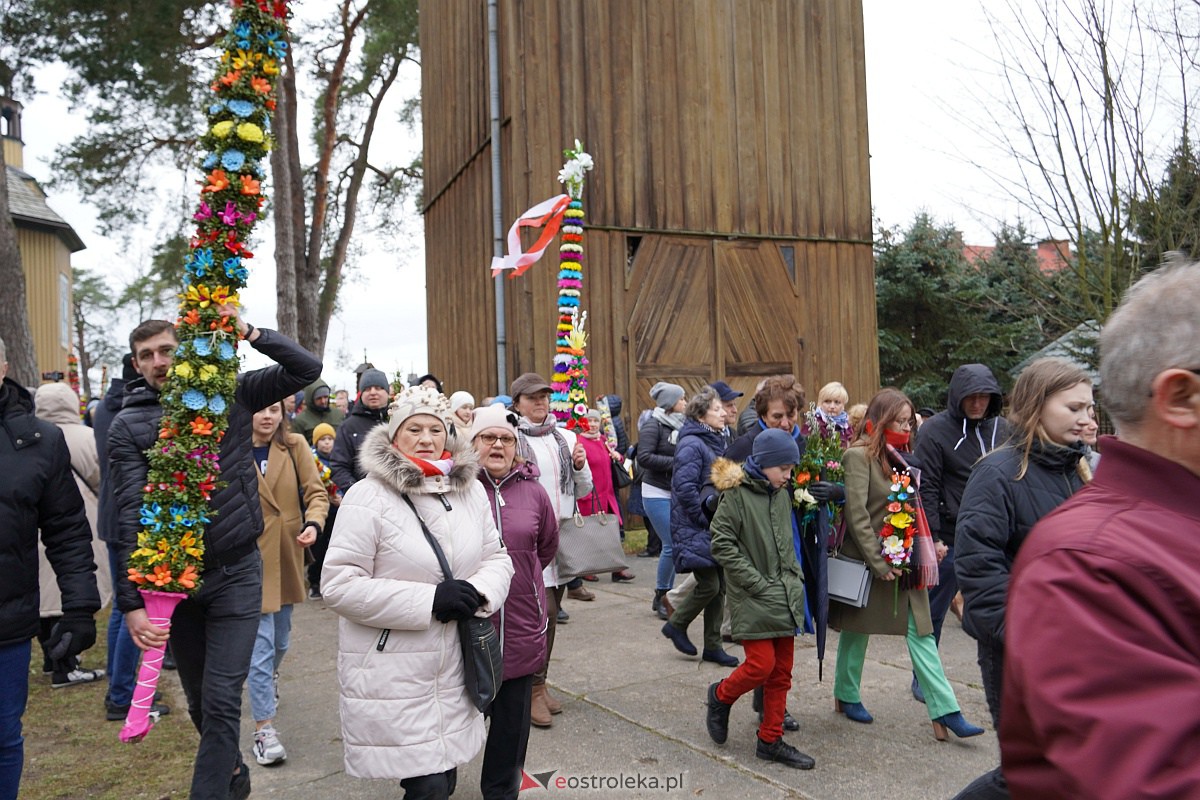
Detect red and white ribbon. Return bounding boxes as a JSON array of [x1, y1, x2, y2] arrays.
[[490, 194, 572, 277]]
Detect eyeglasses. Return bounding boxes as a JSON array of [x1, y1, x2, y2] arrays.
[[478, 433, 517, 448]]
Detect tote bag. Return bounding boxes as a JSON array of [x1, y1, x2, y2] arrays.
[[555, 498, 629, 580]]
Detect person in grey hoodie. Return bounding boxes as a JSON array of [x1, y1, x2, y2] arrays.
[[911, 364, 1008, 703]]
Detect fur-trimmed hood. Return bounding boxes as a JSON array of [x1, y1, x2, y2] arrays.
[[711, 456, 776, 496], [356, 424, 480, 495], [711, 457, 745, 492]]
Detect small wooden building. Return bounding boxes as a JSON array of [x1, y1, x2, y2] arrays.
[[2, 97, 85, 382], [421, 1, 877, 410]]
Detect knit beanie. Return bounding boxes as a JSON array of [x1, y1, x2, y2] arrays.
[[387, 385, 452, 441], [649, 381, 685, 410], [311, 422, 336, 446], [468, 404, 519, 441], [359, 368, 390, 392], [449, 391, 475, 412], [752, 428, 801, 468]]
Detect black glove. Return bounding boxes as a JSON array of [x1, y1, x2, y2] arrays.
[[432, 579, 482, 623], [47, 612, 98, 662], [699, 483, 720, 522], [809, 481, 845, 504]]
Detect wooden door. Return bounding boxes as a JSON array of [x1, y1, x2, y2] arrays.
[[624, 236, 716, 407]]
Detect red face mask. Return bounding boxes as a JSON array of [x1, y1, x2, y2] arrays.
[[866, 419, 910, 448]]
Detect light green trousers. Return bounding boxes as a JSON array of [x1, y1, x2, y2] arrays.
[[833, 609, 960, 719]]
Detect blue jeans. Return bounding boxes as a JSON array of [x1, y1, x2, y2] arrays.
[[644, 498, 674, 591], [0, 640, 31, 800], [106, 543, 141, 707], [170, 550, 262, 800], [248, 605, 293, 723]]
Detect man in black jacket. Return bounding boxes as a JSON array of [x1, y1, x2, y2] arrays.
[[0, 335, 100, 799], [109, 315, 320, 800], [94, 354, 171, 722], [912, 363, 1008, 703], [329, 368, 391, 492]]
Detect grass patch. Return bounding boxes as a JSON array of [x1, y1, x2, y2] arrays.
[[21, 610, 198, 800], [622, 524, 648, 555]]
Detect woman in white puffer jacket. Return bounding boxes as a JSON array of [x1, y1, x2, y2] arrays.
[[321, 386, 513, 797]]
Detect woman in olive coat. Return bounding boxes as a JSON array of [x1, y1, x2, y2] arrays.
[[830, 389, 983, 741]]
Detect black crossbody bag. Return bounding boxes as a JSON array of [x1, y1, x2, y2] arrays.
[[400, 495, 503, 712]]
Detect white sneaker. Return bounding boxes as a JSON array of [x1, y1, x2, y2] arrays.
[[253, 724, 287, 766]]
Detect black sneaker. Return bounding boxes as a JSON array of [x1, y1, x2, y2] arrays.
[[706, 682, 731, 744], [51, 666, 106, 688], [106, 699, 171, 721], [755, 737, 815, 770]]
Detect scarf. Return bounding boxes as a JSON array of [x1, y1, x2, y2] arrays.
[[865, 419, 911, 449], [405, 450, 455, 477], [651, 407, 685, 445], [517, 415, 573, 497], [815, 406, 850, 429], [886, 445, 939, 590]]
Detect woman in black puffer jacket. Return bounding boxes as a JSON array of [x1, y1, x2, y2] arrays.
[[952, 358, 1095, 799]]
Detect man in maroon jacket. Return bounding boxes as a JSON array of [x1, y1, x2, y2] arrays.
[[1002, 257, 1200, 799]]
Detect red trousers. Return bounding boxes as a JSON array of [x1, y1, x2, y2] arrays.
[[714, 637, 794, 742]]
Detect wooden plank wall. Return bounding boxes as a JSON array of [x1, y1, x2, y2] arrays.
[[422, 0, 878, 408], [17, 227, 70, 380]]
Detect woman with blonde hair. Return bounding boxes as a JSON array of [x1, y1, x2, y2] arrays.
[[831, 388, 984, 740], [950, 358, 1093, 798], [804, 381, 853, 448]]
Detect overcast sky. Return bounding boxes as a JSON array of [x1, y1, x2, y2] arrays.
[[15, 1, 1163, 392]]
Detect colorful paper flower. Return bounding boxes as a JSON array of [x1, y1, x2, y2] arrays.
[[181, 389, 208, 410]]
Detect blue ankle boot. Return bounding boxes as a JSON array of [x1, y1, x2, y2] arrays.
[[932, 711, 985, 740], [661, 622, 698, 656], [701, 648, 740, 667], [834, 698, 874, 724]]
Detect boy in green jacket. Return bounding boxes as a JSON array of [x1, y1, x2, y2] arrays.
[[706, 428, 814, 770]]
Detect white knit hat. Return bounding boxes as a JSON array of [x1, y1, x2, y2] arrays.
[[449, 390, 476, 412], [387, 385, 452, 440], [468, 405, 519, 441]]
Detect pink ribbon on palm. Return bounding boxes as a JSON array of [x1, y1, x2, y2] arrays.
[[120, 589, 188, 743], [490, 194, 572, 277]]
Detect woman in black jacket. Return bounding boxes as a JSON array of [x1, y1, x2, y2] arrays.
[[637, 382, 686, 618], [952, 357, 1094, 799]]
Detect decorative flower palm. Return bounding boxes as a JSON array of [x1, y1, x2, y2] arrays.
[[552, 140, 593, 424], [120, 0, 289, 744]]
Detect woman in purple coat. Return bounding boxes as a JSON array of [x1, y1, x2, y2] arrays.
[[471, 405, 559, 800]]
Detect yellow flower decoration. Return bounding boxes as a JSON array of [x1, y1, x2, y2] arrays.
[[185, 284, 212, 307], [179, 532, 204, 560], [236, 122, 265, 143], [212, 120, 235, 138], [231, 49, 261, 70], [199, 365, 219, 382], [172, 362, 194, 380], [262, 58, 280, 76], [209, 285, 239, 306], [888, 512, 914, 529]]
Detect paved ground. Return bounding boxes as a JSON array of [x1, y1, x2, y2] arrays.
[[244, 576, 996, 799]]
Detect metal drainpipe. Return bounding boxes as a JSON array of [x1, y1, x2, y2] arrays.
[[488, 0, 507, 393]]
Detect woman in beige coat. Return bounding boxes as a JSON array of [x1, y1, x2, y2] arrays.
[[830, 388, 984, 740], [247, 400, 328, 766], [35, 382, 111, 686], [321, 387, 513, 797]]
